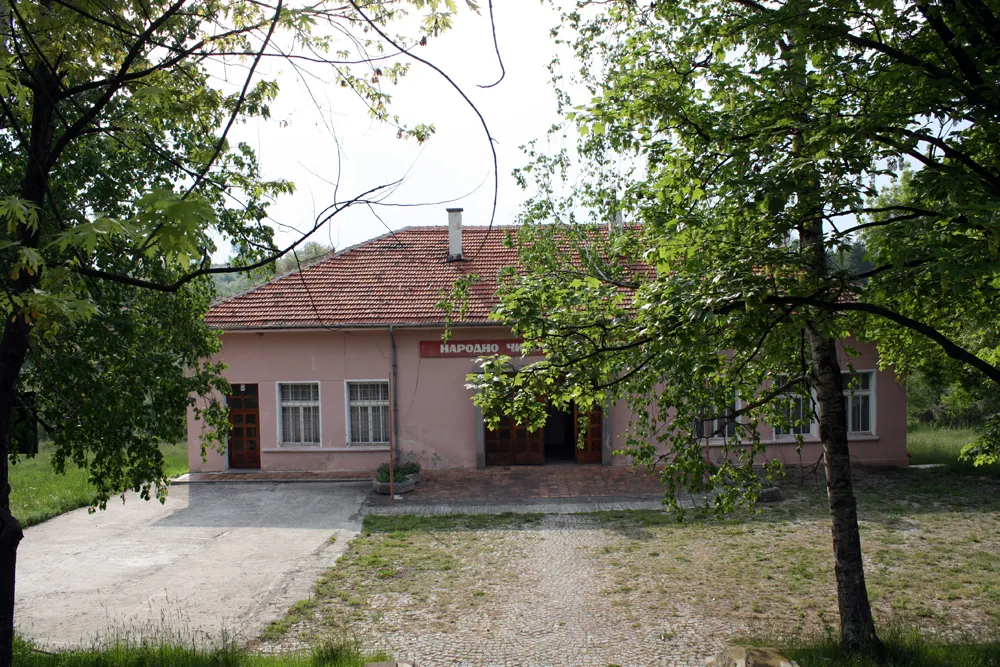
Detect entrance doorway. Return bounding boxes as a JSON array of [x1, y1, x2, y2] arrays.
[[227, 384, 260, 469], [484, 402, 602, 466]]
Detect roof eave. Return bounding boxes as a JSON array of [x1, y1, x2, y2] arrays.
[[209, 319, 504, 333]]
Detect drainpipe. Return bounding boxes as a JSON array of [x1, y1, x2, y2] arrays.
[[389, 325, 400, 463]]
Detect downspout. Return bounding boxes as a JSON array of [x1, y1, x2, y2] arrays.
[[389, 325, 400, 465]]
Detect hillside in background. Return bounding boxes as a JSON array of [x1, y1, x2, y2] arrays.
[[212, 242, 333, 299]]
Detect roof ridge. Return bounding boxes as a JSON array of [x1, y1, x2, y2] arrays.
[[400, 224, 521, 229]]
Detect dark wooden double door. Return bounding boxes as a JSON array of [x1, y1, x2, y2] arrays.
[[227, 384, 260, 469], [485, 404, 602, 466]]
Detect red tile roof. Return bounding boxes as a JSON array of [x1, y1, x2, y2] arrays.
[[206, 226, 521, 330]]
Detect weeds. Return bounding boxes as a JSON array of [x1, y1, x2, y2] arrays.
[[13, 634, 387, 667], [907, 426, 1000, 477]]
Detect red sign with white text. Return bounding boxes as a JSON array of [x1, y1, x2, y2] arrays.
[[420, 339, 534, 358]]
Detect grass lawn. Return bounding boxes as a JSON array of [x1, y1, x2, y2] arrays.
[[587, 464, 1000, 638], [906, 425, 999, 476], [259, 513, 542, 645], [781, 632, 1000, 667], [10, 441, 188, 529]]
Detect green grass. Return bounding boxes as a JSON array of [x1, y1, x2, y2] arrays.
[[769, 626, 1000, 666], [10, 441, 188, 529], [14, 635, 387, 667], [907, 425, 1000, 477], [583, 465, 1000, 640]]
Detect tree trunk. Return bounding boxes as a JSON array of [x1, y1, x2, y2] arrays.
[[0, 55, 58, 666], [781, 24, 884, 656], [800, 209, 883, 656], [0, 322, 27, 667], [806, 328, 884, 659]]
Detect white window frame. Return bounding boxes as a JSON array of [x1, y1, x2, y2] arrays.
[[843, 370, 876, 436], [344, 379, 391, 446], [276, 381, 322, 446], [773, 376, 817, 439], [696, 392, 742, 442]]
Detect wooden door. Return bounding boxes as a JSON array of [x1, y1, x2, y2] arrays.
[[514, 421, 545, 465], [227, 384, 260, 469], [485, 417, 545, 466], [574, 405, 603, 464], [484, 417, 514, 466]]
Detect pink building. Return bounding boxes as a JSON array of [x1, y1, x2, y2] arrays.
[[187, 212, 908, 473]]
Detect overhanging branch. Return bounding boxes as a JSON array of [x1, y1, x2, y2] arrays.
[[772, 296, 1000, 385]]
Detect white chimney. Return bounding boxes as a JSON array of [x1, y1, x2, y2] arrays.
[[447, 207, 464, 261]]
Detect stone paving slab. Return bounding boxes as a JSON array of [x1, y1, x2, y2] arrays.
[[364, 495, 677, 516], [174, 471, 372, 484]]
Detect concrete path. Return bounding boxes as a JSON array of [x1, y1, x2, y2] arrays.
[[15, 481, 370, 649]]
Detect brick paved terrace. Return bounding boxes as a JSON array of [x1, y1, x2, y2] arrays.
[[409, 464, 667, 501], [176, 464, 669, 501]]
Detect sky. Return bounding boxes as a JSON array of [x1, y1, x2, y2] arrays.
[[222, 1, 569, 260]]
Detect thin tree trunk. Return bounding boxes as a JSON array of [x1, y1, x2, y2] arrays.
[[798, 173, 883, 658], [806, 327, 884, 658], [800, 204, 882, 655], [781, 22, 884, 656], [801, 210, 884, 657]]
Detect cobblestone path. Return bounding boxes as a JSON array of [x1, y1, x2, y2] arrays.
[[356, 516, 738, 667]]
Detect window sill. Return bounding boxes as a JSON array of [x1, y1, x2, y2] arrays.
[[707, 435, 880, 447], [263, 445, 390, 453], [767, 435, 879, 445]]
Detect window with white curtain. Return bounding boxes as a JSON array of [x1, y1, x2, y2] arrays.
[[279, 383, 321, 445], [695, 394, 739, 440], [843, 371, 875, 434], [774, 375, 814, 437], [347, 381, 390, 445]]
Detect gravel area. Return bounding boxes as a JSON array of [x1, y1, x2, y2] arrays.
[[259, 515, 738, 666], [257, 468, 1000, 666]]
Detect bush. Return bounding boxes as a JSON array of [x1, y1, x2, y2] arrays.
[[374, 461, 419, 483], [397, 461, 421, 476]]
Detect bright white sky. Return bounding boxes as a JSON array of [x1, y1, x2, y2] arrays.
[[222, 1, 568, 260]]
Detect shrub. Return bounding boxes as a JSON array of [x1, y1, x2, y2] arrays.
[[397, 461, 421, 476], [374, 462, 418, 483]]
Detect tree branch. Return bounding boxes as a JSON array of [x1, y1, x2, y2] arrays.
[[773, 296, 1000, 385], [62, 179, 399, 293], [477, 0, 505, 88], [43, 0, 190, 171], [346, 0, 500, 257]]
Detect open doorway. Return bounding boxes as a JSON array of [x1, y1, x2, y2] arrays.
[[484, 400, 603, 466], [543, 404, 576, 463]]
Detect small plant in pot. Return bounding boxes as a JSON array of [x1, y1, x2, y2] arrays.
[[396, 461, 421, 484], [372, 462, 420, 494]]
